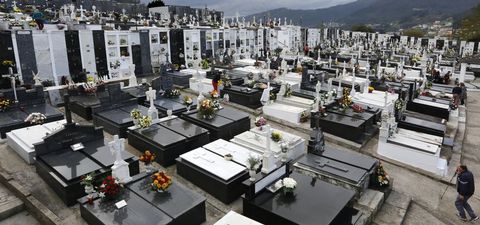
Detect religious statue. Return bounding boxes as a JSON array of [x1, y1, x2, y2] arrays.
[[261, 125, 277, 174], [108, 135, 132, 183]]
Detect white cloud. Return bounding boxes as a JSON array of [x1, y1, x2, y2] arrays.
[[161, 0, 356, 16]]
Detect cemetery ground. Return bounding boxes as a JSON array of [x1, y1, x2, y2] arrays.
[[0, 92, 479, 225]]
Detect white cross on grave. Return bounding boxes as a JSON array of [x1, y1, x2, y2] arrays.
[[108, 135, 132, 183], [262, 125, 277, 174], [145, 87, 159, 121]]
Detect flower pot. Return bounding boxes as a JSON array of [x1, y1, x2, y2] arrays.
[[368, 90, 373, 93], [249, 170, 256, 181]]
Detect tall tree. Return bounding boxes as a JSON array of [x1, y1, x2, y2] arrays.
[[456, 4, 480, 42]]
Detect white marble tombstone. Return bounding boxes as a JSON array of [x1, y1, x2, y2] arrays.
[[109, 135, 132, 183], [145, 87, 159, 121]]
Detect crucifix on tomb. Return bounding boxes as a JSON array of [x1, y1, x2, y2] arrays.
[[145, 87, 159, 121], [261, 125, 277, 174], [108, 135, 132, 183], [2, 71, 18, 103], [308, 113, 325, 155]]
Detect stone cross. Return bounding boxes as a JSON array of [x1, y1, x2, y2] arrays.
[[70, 4, 76, 19], [261, 125, 277, 174], [79, 5, 86, 20], [32, 71, 41, 86], [108, 135, 132, 183], [109, 135, 125, 164], [146, 87, 159, 120]]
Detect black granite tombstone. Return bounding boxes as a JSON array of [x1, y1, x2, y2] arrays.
[[169, 29, 185, 66], [242, 170, 356, 225], [15, 30, 37, 85], [181, 107, 250, 141], [0, 85, 63, 138], [0, 31, 16, 75], [65, 31, 84, 82], [93, 30, 108, 77], [139, 30, 152, 75], [128, 117, 209, 166], [34, 95, 139, 206], [78, 173, 206, 225]]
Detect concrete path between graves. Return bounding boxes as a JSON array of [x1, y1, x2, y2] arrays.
[[375, 91, 480, 225]]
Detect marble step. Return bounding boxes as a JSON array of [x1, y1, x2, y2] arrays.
[[372, 191, 412, 225], [0, 210, 40, 225], [0, 184, 24, 221]]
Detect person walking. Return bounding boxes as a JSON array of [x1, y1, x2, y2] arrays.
[[455, 165, 479, 222], [452, 84, 462, 109], [461, 82, 468, 105]]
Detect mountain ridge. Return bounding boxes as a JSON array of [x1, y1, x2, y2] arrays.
[[246, 0, 479, 30]]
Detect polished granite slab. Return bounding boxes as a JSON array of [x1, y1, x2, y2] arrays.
[[128, 119, 209, 166], [182, 108, 250, 141], [79, 173, 206, 225], [221, 86, 263, 109], [243, 171, 355, 225], [296, 153, 369, 185], [40, 150, 102, 181]]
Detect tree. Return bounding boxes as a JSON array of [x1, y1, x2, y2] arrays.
[[351, 24, 374, 33], [402, 28, 426, 38], [456, 4, 480, 42], [147, 0, 165, 8]]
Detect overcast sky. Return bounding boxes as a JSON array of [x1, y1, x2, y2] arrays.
[[158, 0, 356, 16]]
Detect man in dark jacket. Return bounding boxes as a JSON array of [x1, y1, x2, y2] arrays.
[[456, 165, 479, 222]]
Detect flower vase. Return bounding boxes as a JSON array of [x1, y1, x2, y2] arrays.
[[368, 89, 373, 93], [145, 163, 155, 174], [249, 169, 256, 181], [133, 119, 139, 127], [186, 105, 191, 112]]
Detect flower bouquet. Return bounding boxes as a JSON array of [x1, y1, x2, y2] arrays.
[[80, 173, 96, 204], [210, 90, 220, 99], [183, 96, 193, 112], [130, 109, 141, 126], [255, 117, 267, 130], [246, 156, 261, 181], [271, 131, 282, 142], [24, 112, 46, 125], [98, 176, 123, 201], [139, 115, 152, 129], [0, 98, 12, 112], [284, 84, 292, 98], [163, 89, 181, 98], [151, 171, 172, 193], [139, 150, 156, 173], [375, 162, 390, 187], [368, 86, 374, 93], [198, 99, 216, 120], [351, 104, 365, 113], [282, 177, 297, 196], [300, 111, 309, 123]]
